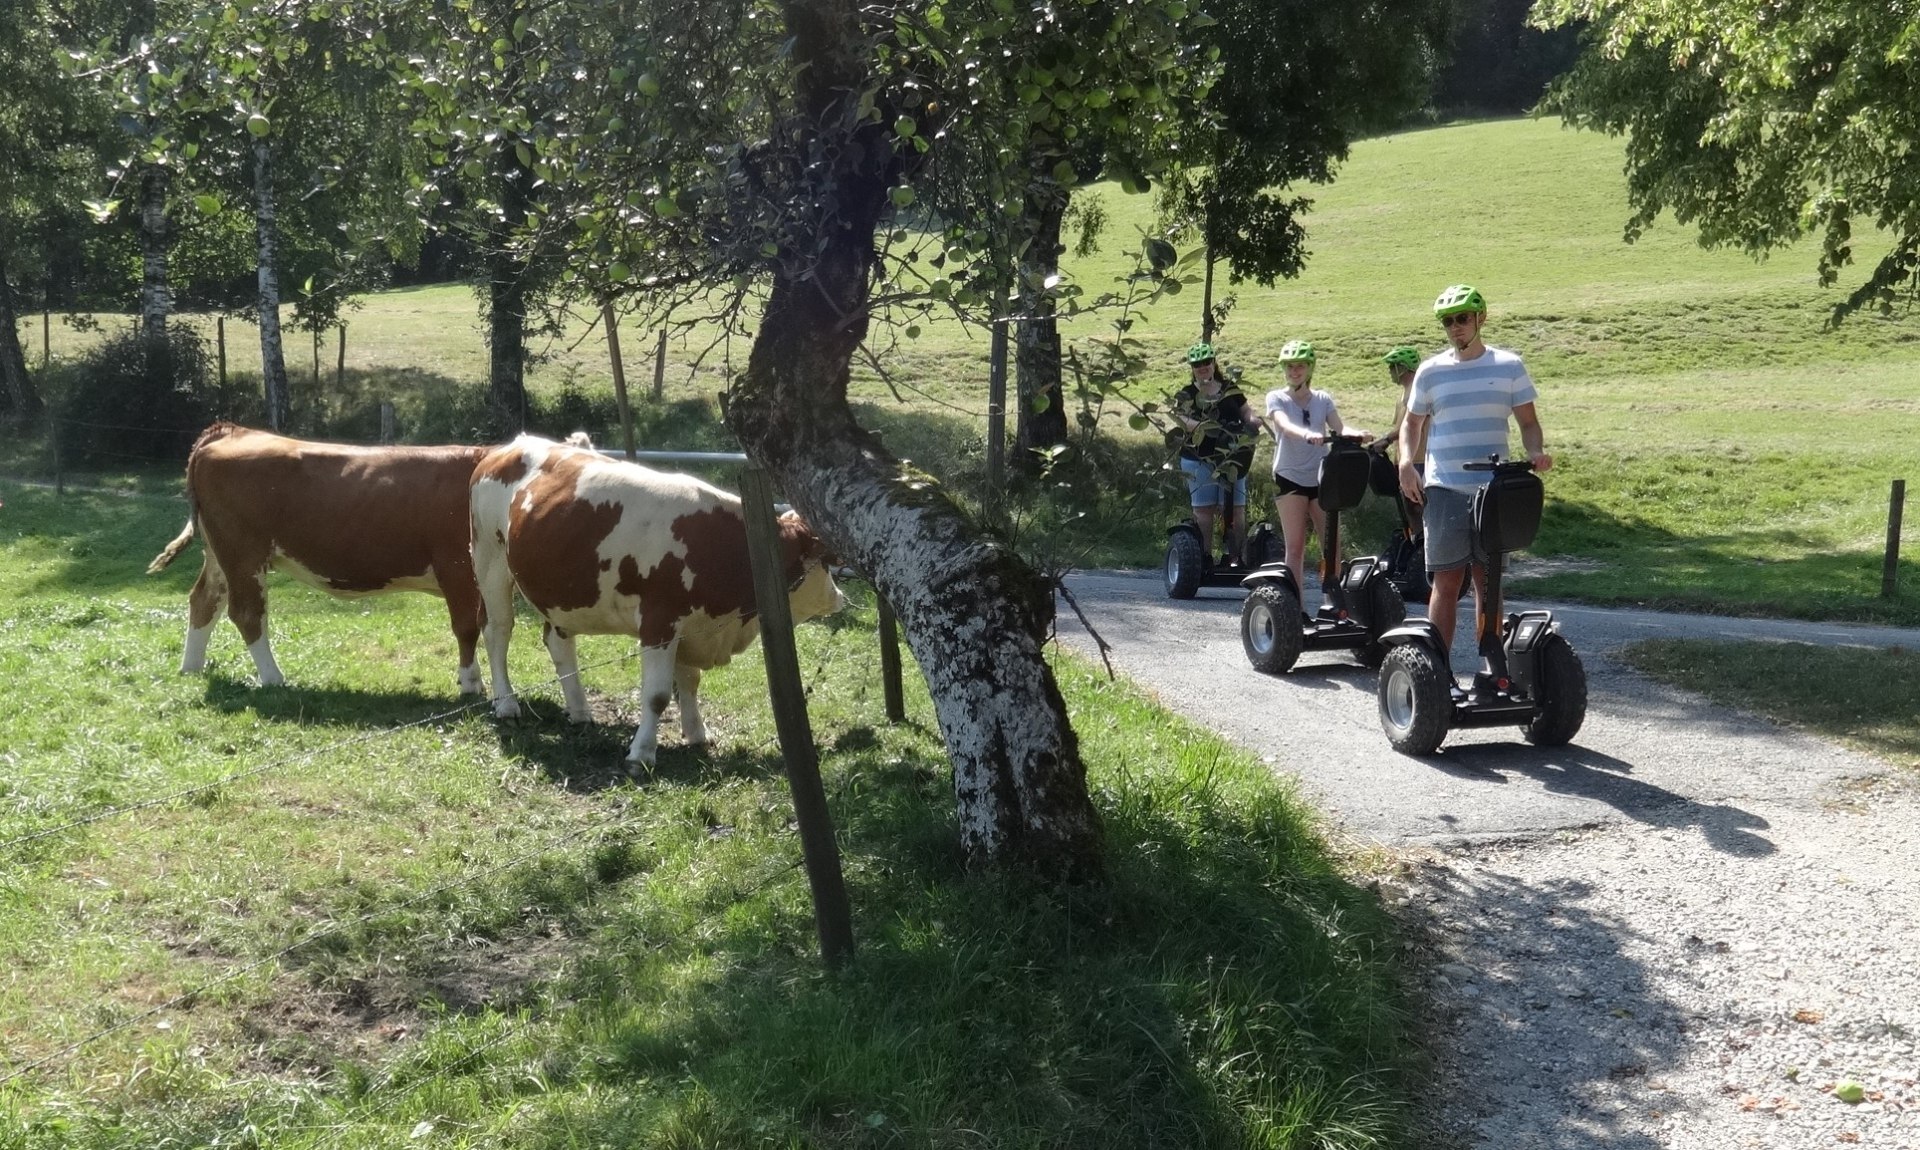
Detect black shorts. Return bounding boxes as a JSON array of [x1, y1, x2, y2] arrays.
[[1274, 475, 1319, 500]]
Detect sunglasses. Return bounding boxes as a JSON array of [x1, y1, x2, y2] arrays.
[[1439, 312, 1478, 328]]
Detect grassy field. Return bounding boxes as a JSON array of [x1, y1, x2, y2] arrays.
[[0, 479, 1415, 1148], [1622, 639, 1920, 773], [13, 117, 1917, 623]]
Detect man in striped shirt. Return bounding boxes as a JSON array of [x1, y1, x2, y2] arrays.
[[1395, 284, 1553, 653]]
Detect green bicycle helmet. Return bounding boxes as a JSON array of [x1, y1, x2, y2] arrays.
[[1381, 346, 1420, 372], [1278, 339, 1316, 364], [1186, 341, 1216, 364], [1433, 283, 1487, 317]]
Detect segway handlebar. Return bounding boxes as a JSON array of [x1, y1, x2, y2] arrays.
[[1462, 454, 1535, 475]]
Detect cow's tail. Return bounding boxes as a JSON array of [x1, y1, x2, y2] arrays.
[[146, 421, 233, 574], [147, 517, 197, 573]]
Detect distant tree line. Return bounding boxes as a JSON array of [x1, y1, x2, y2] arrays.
[[1433, 0, 1583, 119]]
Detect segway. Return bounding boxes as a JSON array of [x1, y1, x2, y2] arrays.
[[1366, 444, 1432, 603], [1238, 434, 1405, 673], [1165, 480, 1279, 598], [1373, 455, 1587, 755]]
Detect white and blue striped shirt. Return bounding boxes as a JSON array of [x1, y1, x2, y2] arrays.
[[1408, 345, 1538, 491]]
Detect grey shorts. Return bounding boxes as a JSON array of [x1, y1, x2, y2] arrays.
[[1422, 485, 1480, 572]]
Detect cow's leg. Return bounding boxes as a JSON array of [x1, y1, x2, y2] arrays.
[[180, 558, 228, 674], [475, 548, 520, 719], [438, 558, 485, 695], [542, 624, 592, 722], [627, 642, 679, 767], [674, 664, 708, 748], [216, 562, 284, 686]]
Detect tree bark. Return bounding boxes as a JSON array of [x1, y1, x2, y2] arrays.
[[484, 99, 532, 433], [138, 163, 172, 339], [1013, 177, 1070, 473], [0, 249, 43, 422], [253, 138, 291, 431], [726, 0, 1103, 880]]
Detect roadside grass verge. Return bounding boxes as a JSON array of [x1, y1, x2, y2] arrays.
[[1620, 639, 1920, 772], [0, 478, 1413, 1148]]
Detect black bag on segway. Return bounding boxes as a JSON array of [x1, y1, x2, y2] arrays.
[[1316, 439, 1373, 513], [1471, 468, 1544, 554], [1367, 450, 1399, 498]]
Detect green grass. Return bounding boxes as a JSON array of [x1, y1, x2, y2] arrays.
[[1621, 639, 1920, 773], [0, 478, 1413, 1148], [13, 118, 1917, 623]]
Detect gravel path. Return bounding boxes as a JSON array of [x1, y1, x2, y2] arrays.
[[1055, 572, 1920, 1148]]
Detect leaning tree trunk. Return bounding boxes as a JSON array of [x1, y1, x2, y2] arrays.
[[726, 0, 1103, 880], [138, 163, 172, 340], [1013, 176, 1070, 473], [253, 138, 291, 431]]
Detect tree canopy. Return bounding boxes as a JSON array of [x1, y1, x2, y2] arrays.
[[1539, 0, 1920, 320]]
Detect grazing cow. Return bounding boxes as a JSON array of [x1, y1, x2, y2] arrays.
[[147, 422, 490, 691], [469, 434, 845, 766]]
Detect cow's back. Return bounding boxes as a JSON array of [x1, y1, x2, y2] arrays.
[[192, 427, 487, 594]]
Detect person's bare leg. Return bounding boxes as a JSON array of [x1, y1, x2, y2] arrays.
[[1278, 493, 1310, 591], [1193, 504, 1217, 561], [1428, 565, 1467, 651]]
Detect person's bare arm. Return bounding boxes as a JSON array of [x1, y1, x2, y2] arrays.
[[1398, 411, 1429, 503], [1513, 402, 1552, 471]]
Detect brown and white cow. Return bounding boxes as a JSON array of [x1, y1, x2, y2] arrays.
[[469, 434, 844, 766], [147, 422, 490, 691]]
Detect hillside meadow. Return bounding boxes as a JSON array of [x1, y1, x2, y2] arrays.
[[14, 117, 1917, 623]]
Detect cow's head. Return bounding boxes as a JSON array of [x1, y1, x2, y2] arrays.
[[778, 509, 846, 622]]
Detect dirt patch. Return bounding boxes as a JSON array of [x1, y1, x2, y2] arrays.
[[233, 934, 582, 1077]]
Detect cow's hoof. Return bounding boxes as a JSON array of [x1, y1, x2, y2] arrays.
[[493, 698, 521, 719], [456, 668, 484, 695]]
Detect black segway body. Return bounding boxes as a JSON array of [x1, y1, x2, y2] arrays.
[[1374, 457, 1587, 755], [1165, 519, 1279, 599], [1239, 437, 1404, 672]]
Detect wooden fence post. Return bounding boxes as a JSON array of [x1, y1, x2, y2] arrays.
[[1885, 479, 1906, 598], [216, 316, 227, 389], [604, 302, 637, 460], [876, 593, 905, 723], [52, 418, 64, 495], [379, 401, 395, 444], [738, 466, 854, 968], [335, 324, 346, 388]]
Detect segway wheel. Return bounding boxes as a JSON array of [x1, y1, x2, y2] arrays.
[[1165, 531, 1205, 599], [1521, 635, 1588, 747], [1357, 576, 1408, 669], [1378, 643, 1452, 755], [1241, 583, 1304, 675]]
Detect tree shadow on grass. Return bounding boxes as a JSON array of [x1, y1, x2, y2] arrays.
[[482, 744, 1431, 1149]]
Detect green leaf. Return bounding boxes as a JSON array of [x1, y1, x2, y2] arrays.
[[194, 194, 222, 216]]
